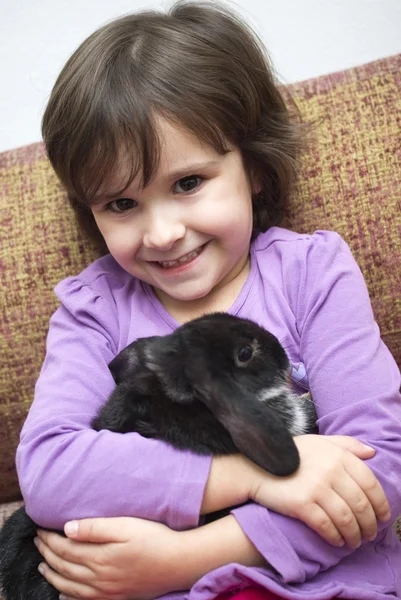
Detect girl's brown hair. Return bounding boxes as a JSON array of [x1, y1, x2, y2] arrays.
[[42, 0, 305, 250]]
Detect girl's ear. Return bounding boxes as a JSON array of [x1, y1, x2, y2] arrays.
[[251, 180, 263, 195], [249, 167, 263, 196]]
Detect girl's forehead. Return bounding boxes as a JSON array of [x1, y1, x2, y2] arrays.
[[101, 119, 229, 195], [156, 117, 223, 159], [156, 119, 238, 180]]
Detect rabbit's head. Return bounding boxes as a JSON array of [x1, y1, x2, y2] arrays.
[[109, 313, 309, 476]]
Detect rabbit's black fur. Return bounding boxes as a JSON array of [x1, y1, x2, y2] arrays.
[[0, 313, 317, 600]]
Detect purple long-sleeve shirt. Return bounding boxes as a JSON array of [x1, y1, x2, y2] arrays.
[[17, 228, 401, 599]]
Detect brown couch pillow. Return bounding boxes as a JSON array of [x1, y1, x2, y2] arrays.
[[0, 54, 400, 504]]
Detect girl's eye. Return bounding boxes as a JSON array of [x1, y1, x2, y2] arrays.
[[174, 175, 202, 194], [236, 345, 254, 365], [107, 198, 137, 213]]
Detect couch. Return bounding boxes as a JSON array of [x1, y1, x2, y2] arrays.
[[1, 55, 400, 547]]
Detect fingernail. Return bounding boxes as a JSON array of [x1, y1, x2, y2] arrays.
[[64, 520, 78, 536], [366, 533, 377, 541], [381, 511, 391, 522], [363, 444, 375, 452], [38, 563, 45, 575], [33, 537, 39, 548], [59, 596, 69, 600]]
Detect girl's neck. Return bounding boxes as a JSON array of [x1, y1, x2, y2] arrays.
[[154, 255, 251, 324]]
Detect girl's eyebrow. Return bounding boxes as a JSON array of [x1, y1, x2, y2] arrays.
[[90, 159, 222, 205], [166, 159, 221, 181], [89, 194, 116, 206]]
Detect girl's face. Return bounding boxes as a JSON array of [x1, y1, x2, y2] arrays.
[[91, 118, 255, 315]]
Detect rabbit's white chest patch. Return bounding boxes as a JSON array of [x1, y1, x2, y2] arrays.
[[256, 384, 288, 402], [288, 394, 312, 435]]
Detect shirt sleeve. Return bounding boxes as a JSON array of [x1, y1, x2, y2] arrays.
[[16, 274, 211, 531], [232, 231, 401, 582]]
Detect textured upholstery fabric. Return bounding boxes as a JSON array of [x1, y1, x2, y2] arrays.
[[286, 55, 401, 368], [0, 501, 23, 530], [0, 56, 400, 543], [0, 145, 101, 504]]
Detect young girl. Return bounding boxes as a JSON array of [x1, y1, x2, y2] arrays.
[[17, 2, 401, 599]]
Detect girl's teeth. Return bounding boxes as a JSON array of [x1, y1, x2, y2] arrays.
[[159, 247, 202, 268]]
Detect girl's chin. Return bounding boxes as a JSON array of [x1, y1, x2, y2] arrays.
[[155, 284, 214, 304]]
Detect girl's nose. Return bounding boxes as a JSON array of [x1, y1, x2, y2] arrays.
[[143, 218, 186, 251]]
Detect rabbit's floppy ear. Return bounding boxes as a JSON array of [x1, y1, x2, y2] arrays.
[[199, 380, 300, 476]]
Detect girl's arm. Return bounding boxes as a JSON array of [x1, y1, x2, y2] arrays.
[[36, 515, 266, 600], [230, 231, 401, 581], [16, 268, 212, 531], [34, 434, 387, 598], [200, 438, 389, 549]]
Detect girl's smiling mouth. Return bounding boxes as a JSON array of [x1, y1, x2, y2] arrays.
[[154, 243, 207, 270]]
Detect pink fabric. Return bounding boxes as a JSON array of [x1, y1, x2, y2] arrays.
[[216, 588, 282, 600], [215, 588, 347, 600]]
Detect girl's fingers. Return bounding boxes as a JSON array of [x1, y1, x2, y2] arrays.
[[298, 489, 366, 549], [318, 487, 364, 549], [35, 535, 94, 582], [296, 502, 345, 547], [343, 454, 391, 523], [36, 530, 100, 569], [326, 436, 376, 459], [332, 474, 377, 542], [38, 561, 101, 600], [64, 517, 131, 543]]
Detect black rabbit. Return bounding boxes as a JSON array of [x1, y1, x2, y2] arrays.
[[0, 313, 317, 600]]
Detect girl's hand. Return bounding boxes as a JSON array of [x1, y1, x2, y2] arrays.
[[250, 435, 391, 549], [35, 517, 181, 600], [36, 514, 266, 600]]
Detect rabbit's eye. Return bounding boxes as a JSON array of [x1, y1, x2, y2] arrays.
[[237, 345, 254, 363]]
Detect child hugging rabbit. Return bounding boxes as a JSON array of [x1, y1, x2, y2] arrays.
[[0, 312, 320, 600], [12, 1, 401, 599]]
